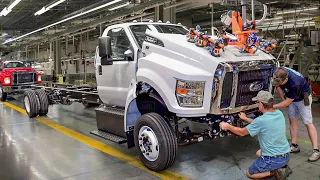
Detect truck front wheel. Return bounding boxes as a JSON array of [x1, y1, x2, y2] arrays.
[[134, 113, 177, 172], [0, 85, 7, 102]]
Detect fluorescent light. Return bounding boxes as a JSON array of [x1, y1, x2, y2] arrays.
[[47, 0, 66, 9], [0, 0, 21, 16], [0, 7, 11, 16], [109, 2, 130, 11], [4, 0, 123, 44], [8, 0, 21, 10], [35, 7, 46, 16], [34, 0, 66, 16]]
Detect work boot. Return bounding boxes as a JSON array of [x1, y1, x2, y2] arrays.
[[274, 168, 288, 180], [290, 144, 300, 153], [308, 150, 320, 162], [286, 165, 292, 175]]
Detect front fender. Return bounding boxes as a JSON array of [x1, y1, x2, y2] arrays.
[[124, 79, 141, 132], [137, 53, 213, 117]]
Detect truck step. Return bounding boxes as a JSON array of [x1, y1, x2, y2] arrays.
[[97, 106, 125, 116], [95, 106, 126, 138], [90, 130, 127, 144]]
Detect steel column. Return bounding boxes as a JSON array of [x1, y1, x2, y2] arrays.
[[154, 5, 164, 22], [54, 39, 62, 75]]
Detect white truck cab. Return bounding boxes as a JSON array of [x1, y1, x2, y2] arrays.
[[95, 21, 277, 172]]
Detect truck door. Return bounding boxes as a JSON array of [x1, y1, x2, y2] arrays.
[[96, 27, 137, 107]]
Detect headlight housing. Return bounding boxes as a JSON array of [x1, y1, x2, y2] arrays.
[[37, 74, 42, 82], [4, 77, 10, 84], [175, 80, 205, 107]]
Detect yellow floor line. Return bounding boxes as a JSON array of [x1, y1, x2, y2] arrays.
[[2, 102, 188, 180]]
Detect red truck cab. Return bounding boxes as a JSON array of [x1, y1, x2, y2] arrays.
[[0, 60, 42, 101]]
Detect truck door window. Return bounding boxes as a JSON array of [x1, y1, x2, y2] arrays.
[[130, 25, 150, 48], [107, 27, 131, 60]]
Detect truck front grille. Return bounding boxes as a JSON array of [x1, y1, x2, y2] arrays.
[[219, 68, 272, 109], [12, 72, 36, 84], [235, 69, 272, 107]]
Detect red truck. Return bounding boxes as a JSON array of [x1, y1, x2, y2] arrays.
[[0, 60, 42, 101]]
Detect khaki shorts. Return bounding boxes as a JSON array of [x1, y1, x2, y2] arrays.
[[288, 95, 313, 124]]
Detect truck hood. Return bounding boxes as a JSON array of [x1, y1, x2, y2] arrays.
[[144, 30, 275, 74], [2, 68, 35, 74]]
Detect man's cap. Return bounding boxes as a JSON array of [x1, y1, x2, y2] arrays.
[[271, 67, 289, 87], [252, 90, 274, 104]]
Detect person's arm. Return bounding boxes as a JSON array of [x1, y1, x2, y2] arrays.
[[273, 98, 294, 109], [239, 112, 253, 123], [276, 86, 286, 101], [220, 122, 249, 137]]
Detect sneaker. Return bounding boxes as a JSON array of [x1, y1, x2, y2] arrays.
[[274, 168, 288, 180], [308, 150, 320, 162], [290, 145, 300, 153]]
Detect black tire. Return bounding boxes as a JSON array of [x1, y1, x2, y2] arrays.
[[134, 113, 177, 172], [0, 85, 7, 102], [35, 89, 49, 116], [23, 90, 39, 118]]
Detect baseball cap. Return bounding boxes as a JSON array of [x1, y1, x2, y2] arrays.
[[252, 90, 274, 104], [271, 67, 289, 87]]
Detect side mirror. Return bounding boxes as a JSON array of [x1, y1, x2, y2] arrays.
[[99, 36, 112, 57], [124, 49, 134, 61]]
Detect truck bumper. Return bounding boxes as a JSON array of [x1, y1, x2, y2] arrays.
[[2, 85, 35, 94]]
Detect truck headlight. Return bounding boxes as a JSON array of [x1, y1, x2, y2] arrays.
[[37, 74, 42, 82], [4, 77, 10, 84], [175, 80, 205, 107]]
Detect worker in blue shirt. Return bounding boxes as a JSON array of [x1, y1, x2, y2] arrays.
[[220, 91, 291, 180], [272, 67, 319, 162]]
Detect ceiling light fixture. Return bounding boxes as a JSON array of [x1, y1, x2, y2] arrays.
[[0, 0, 21, 16], [109, 2, 130, 11], [4, 0, 122, 44], [35, 0, 66, 16]]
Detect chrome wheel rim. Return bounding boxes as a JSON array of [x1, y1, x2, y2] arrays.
[[138, 126, 159, 162], [24, 96, 30, 113]]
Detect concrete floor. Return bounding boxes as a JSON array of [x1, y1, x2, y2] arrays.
[[0, 97, 319, 180]]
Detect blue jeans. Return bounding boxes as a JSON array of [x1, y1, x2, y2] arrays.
[[248, 153, 290, 175]]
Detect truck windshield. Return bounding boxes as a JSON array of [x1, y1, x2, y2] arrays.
[[153, 25, 188, 35], [4, 61, 31, 68], [130, 24, 189, 48]]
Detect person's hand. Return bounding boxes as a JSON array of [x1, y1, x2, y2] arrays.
[[238, 112, 247, 120], [219, 122, 230, 131]]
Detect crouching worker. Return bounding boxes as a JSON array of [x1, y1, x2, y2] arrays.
[[220, 90, 292, 179]]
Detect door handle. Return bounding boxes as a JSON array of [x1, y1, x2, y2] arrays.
[[98, 65, 102, 75]]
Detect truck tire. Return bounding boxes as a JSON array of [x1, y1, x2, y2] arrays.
[[134, 113, 177, 172], [23, 90, 39, 118], [35, 89, 49, 116], [0, 85, 7, 102]]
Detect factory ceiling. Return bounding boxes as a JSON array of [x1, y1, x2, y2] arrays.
[[0, 0, 319, 53]]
